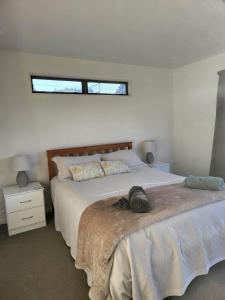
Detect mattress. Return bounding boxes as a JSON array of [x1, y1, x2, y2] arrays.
[[51, 165, 225, 300]]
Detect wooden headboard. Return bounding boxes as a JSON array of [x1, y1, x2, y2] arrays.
[[47, 141, 132, 180]]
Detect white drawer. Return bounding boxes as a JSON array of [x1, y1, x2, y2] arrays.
[[5, 190, 44, 213], [7, 206, 45, 230]]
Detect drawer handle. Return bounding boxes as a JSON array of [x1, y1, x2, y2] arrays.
[[21, 216, 34, 220], [20, 200, 32, 204]]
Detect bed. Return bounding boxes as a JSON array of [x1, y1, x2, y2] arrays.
[[47, 142, 225, 300]]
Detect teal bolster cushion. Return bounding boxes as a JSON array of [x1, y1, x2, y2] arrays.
[[184, 175, 224, 191]]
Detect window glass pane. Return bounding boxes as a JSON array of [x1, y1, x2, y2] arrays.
[[88, 82, 127, 95], [32, 78, 82, 93]]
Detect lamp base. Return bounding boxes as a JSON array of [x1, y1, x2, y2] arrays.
[[146, 152, 154, 164], [16, 171, 29, 187]]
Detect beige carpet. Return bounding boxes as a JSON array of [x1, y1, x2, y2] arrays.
[[0, 218, 225, 300]]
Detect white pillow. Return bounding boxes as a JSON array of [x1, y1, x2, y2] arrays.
[[101, 149, 144, 168], [52, 154, 101, 180]]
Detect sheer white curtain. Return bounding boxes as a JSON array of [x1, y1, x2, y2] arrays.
[[210, 70, 225, 178]]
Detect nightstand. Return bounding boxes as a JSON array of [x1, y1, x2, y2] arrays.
[[149, 161, 170, 173], [3, 182, 46, 236]]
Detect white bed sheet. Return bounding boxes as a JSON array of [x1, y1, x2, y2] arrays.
[[51, 166, 225, 300], [51, 165, 184, 258]]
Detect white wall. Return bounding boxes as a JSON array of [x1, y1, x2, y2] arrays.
[[0, 51, 174, 224], [173, 52, 225, 176]]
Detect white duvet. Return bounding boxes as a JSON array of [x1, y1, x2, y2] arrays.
[[51, 165, 225, 300]]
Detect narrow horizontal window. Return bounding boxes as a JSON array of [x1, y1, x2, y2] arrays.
[[87, 81, 127, 95], [31, 76, 82, 94], [31, 76, 128, 96]]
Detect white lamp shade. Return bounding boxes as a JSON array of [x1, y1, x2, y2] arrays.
[[143, 140, 156, 155], [11, 155, 30, 171]]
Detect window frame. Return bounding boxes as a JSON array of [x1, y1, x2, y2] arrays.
[[31, 75, 129, 96]]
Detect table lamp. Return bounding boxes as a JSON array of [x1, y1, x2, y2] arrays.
[[143, 140, 156, 164], [11, 155, 30, 187]]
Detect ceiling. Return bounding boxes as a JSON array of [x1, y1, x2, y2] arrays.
[[1, 0, 225, 68]]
